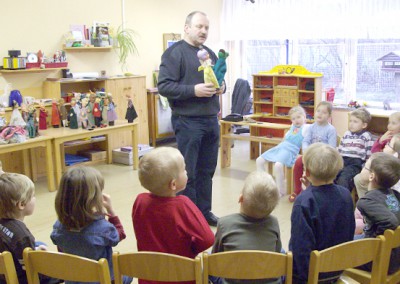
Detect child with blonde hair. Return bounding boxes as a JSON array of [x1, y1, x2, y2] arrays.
[[256, 105, 308, 196], [289, 143, 355, 283], [371, 111, 400, 153], [0, 173, 58, 284], [132, 147, 214, 283], [289, 101, 337, 202], [50, 166, 130, 284], [211, 171, 282, 283]]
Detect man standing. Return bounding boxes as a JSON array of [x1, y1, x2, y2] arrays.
[[158, 11, 224, 226]]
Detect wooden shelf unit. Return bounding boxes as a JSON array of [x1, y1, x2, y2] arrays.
[[63, 46, 112, 52], [252, 67, 323, 127]]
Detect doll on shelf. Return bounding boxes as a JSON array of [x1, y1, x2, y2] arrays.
[[51, 99, 61, 128], [125, 94, 138, 123], [101, 96, 108, 127], [38, 102, 48, 130], [107, 93, 117, 126], [87, 92, 96, 128], [68, 98, 78, 129], [80, 97, 89, 129], [0, 108, 7, 131], [197, 48, 220, 90], [26, 104, 38, 138], [21, 103, 28, 123], [59, 98, 68, 127], [9, 100, 26, 127], [93, 97, 102, 127]]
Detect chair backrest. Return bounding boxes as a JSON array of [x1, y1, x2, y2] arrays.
[[382, 227, 400, 284], [23, 247, 111, 284], [0, 251, 18, 284], [202, 250, 293, 284], [308, 236, 385, 284], [112, 251, 202, 284]]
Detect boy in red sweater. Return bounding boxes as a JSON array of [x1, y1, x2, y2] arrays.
[[132, 147, 214, 284]]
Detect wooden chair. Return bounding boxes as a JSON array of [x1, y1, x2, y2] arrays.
[[308, 236, 385, 284], [0, 251, 18, 284], [23, 247, 111, 284], [344, 227, 400, 284], [202, 250, 293, 284], [112, 251, 202, 284]]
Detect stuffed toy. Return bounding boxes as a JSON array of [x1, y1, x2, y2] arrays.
[[213, 49, 229, 87], [197, 48, 220, 89]]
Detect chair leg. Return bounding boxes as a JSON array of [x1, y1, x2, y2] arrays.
[[285, 166, 293, 196]]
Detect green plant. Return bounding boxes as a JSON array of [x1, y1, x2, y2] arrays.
[[115, 26, 139, 71]]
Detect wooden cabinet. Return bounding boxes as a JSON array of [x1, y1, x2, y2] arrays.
[[147, 88, 174, 147], [43, 76, 149, 145], [106, 76, 149, 145], [252, 65, 323, 126]]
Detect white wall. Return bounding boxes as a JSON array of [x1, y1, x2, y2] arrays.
[[0, 0, 223, 94]]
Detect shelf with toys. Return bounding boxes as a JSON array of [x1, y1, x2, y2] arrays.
[[63, 46, 112, 52], [247, 65, 322, 154]]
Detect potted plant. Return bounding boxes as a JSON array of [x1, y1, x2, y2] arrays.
[[115, 26, 139, 71]]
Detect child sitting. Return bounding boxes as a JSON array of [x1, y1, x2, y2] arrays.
[[371, 111, 400, 153], [356, 152, 400, 275], [0, 173, 58, 284], [335, 108, 374, 191], [256, 105, 308, 196], [212, 171, 281, 283], [51, 166, 130, 284], [289, 143, 355, 284], [132, 147, 214, 283], [289, 101, 337, 202]]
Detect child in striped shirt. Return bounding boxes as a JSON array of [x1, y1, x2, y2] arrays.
[[335, 108, 374, 191]]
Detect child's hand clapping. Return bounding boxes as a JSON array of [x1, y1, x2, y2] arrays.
[[380, 130, 393, 142], [102, 193, 115, 217]]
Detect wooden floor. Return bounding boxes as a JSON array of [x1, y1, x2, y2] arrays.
[[28, 139, 294, 252]]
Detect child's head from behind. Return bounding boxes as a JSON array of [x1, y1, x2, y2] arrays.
[[0, 173, 35, 219], [388, 112, 400, 134], [314, 101, 332, 125], [383, 133, 400, 158], [139, 147, 187, 197], [349, 108, 371, 133], [240, 171, 279, 219], [303, 143, 343, 183], [368, 152, 400, 189], [55, 166, 104, 230], [289, 106, 306, 127]]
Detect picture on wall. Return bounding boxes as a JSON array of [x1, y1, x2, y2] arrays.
[[163, 33, 181, 51]]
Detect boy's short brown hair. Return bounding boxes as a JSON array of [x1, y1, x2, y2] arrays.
[[316, 101, 333, 115], [350, 108, 371, 124], [369, 152, 400, 189], [138, 147, 184, 195], [0, 173, 34, 218], [241, 171, 279, 218], [303, 143, 343, 182]]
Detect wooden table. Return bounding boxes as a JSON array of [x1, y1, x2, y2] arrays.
[[44, 121, 138, 186], [0, 136, 55, 191], [220, 120, 291, 168]]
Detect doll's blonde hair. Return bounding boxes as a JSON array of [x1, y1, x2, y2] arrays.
[[139, 147, 184, 196], [55, 166, 104, 230], [241, 171, 279, 219]]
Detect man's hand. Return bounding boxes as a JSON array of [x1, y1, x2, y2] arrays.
[[195, 83, 217, 97], [216, 81, 226, 96]]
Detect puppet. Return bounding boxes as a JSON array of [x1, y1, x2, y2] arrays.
[[197, 48, 219, 89]]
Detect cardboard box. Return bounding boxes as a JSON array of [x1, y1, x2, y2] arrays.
[[112, 145, 154, 165], [112, 149, 133, 165], [77, 150, 106, 161]]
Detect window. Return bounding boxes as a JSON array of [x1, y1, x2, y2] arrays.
[[239, 38, 400, 107]]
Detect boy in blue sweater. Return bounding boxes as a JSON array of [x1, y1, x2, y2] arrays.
[[289, 143, 355, 284]]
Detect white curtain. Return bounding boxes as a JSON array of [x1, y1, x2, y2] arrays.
[[221, 0, 400, 40]]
